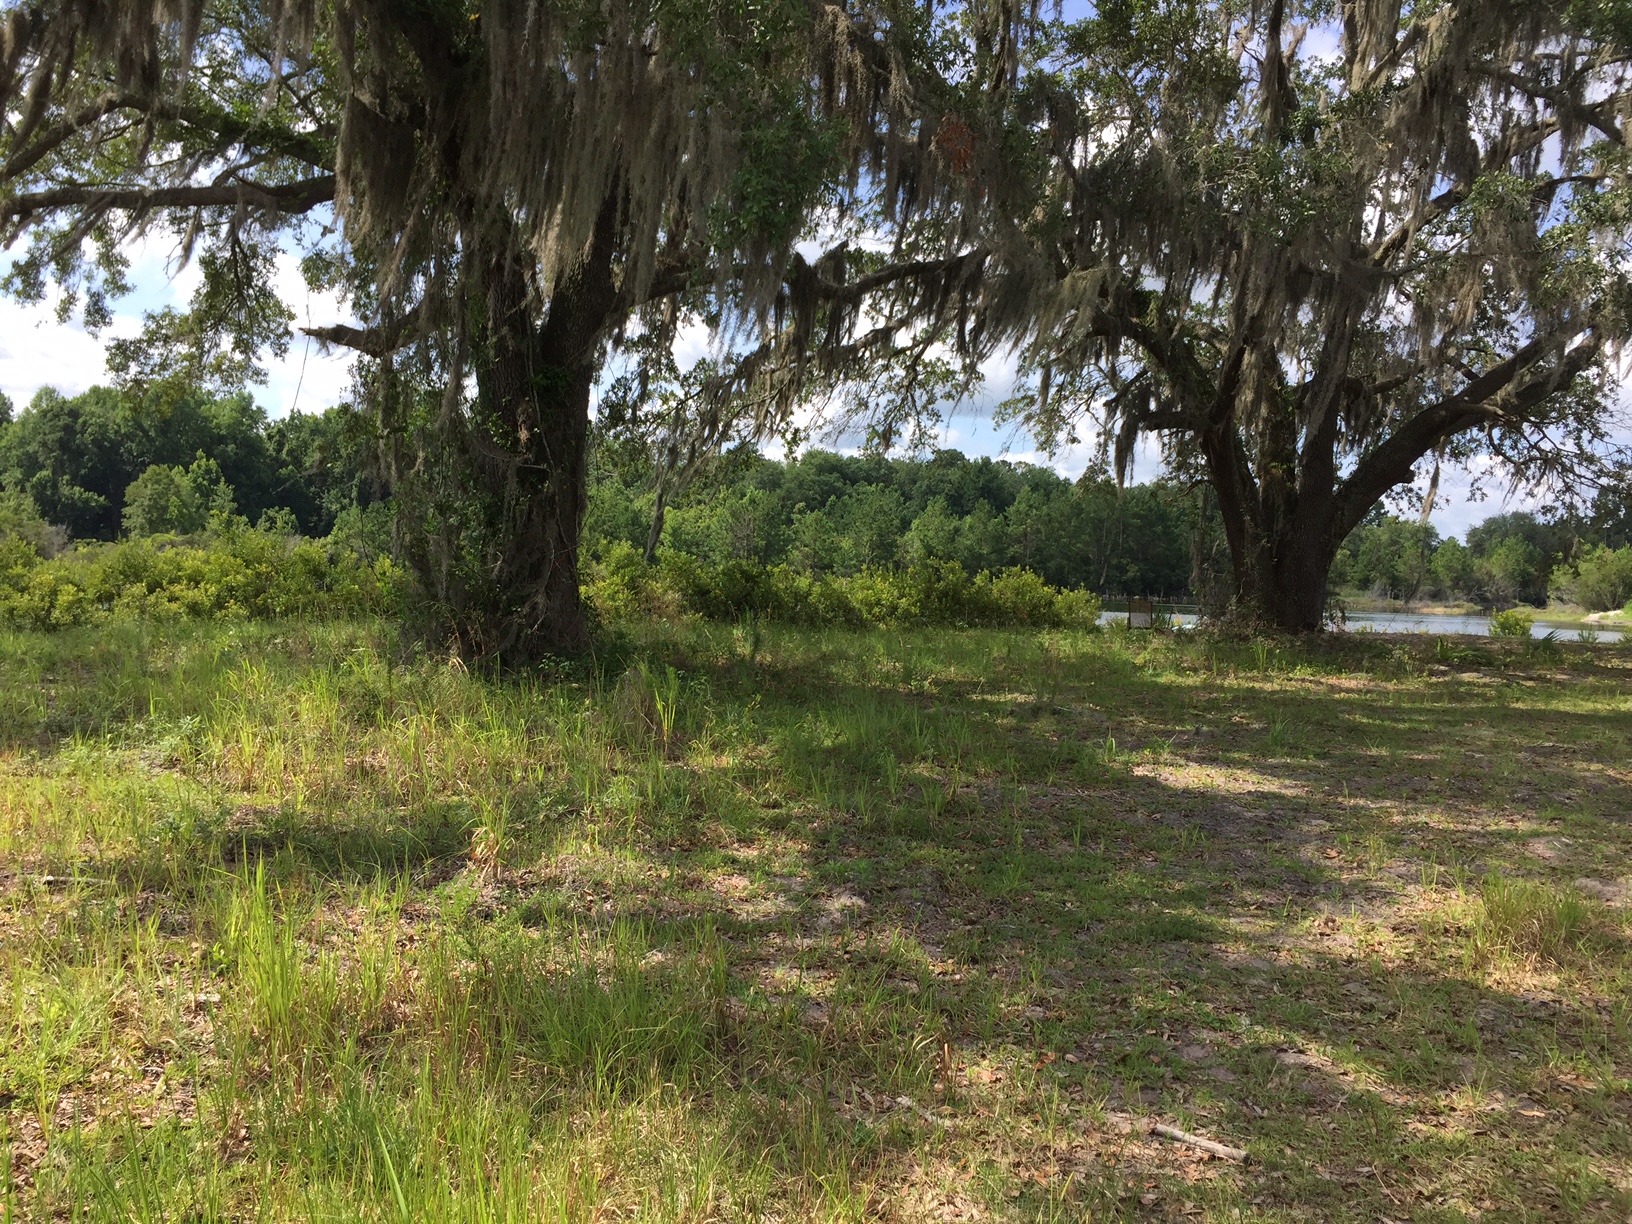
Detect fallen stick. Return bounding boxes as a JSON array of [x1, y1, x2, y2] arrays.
[[1151, 1123, 1249, 1162], [34, 874, 114, 887]]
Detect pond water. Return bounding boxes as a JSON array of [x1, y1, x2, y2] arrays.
[[1340, 610, 1621, 643], [1096, 608, 1623, 642]]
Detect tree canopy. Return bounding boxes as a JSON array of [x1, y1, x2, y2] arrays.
[[722, 0, 1632, 629], [0, 0, 957, 657], [1001, 0, 1632, 627]]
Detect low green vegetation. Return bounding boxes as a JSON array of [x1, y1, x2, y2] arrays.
[[1, 617, 1628, 1220], [1489, 608, 1536, 639], [7, 383, 1632, 618], [0, 524, 398, 629], [588, 546, 1102, 630], [1333, 510, 1632, 611], [589, 447, 1204, 597]]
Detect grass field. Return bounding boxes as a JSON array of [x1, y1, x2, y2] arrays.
[[1, 618, 1629, 1221]]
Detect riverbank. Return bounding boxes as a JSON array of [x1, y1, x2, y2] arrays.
[[1337, 595, 1483, 616]]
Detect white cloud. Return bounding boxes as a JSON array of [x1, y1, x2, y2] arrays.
[[260, 250, 357, 417], [0, 238, 357, 419], [0, 293, 122, 406]]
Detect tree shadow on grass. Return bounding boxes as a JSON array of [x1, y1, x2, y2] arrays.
[[587, 634, 1632, 1217], [11, 625, 1631, 1218]]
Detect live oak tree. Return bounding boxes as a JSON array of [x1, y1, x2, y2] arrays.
[[0, 0, 949, 658], [756, 0, 1632, 628], [11, 2, 1624, 640], [994, 0, 1632, 627]]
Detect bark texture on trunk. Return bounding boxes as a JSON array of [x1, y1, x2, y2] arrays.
[[1199, 416, 1340, 632], [401, 200, 621, 663]]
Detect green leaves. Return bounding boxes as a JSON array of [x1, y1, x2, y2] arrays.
[[105, 238, 295, 413], [719, 95, 845, 251]]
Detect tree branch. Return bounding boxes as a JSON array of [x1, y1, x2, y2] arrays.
[[302, 306, 423, 358], [2, 91, 335, 189], [1330, 334, 1600, 542], [828, 251, 989, 303], [1, 174, 336, 226], [1488, 69, 1628, 146], [1368, 114, 1569, 267], [1, 90, 146, 180]]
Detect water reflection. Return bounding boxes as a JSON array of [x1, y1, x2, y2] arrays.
[[1338, 610, 1621, 643], [1095, 608, 1623, 642]]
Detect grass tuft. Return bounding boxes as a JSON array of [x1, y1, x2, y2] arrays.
[[1469, 873, 1594, 966]]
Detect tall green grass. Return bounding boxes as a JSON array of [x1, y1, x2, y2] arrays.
[[1, 617, 1627, 1219], [1469, 874, 1593, 966]]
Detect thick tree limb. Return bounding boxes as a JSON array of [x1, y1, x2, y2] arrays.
[[1129, 404, 1202, 433], [1489, 69, 1628, 146], [610, 256, 708, 317], [302, 306, 423, 358], [1, 174, 336, 225], [1, 91, 335, 187], [827, 252, 990, 304], [1, 90, 147, 180], [1330, 334, 1601, 541]]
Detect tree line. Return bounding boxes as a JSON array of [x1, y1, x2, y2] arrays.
[[7, 383, 1629, 613], [588, 446, 1202, 596], [0, 387, 375, 543], [0, 383, 1199, 593], [1332, 501, 1632, 612]]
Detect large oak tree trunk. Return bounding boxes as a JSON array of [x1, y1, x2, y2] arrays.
[[1256, 538, 1336, 632], [469, 321, 594, 659], [1200, 425, 1338, 633], [406, 200, 620, 663], [1218, 518, 1338, 632]]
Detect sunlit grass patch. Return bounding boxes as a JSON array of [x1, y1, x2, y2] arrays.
[[1467, 873, 1597, 968]]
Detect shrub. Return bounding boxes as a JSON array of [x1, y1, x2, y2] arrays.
[[1470, 874, 1591, 965], [582, 550, 1103, 631], [123, 454, 237, 537], [1489, 607, 1534, 638], [979, 567, 1060, 626], [1552, 545, 1632, 612], [0, 526, 401, 630], [585, 541, 678, 622], [0, 490, 68, 556]]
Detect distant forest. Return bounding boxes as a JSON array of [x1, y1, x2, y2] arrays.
[[3, 386, 1630, 610]]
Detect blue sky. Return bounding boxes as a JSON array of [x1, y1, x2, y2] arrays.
[[0, 234, 357, 425]]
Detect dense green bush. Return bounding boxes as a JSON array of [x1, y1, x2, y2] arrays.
[[0, 526, 401, 629], [1331, 510, 1574, 606], [0, 386, 371, 540], [122, 455, 238, 536], [585, 542, 1102, 630], [1489, 607, 1535, 638], [1552, 545, 1632, 612]]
